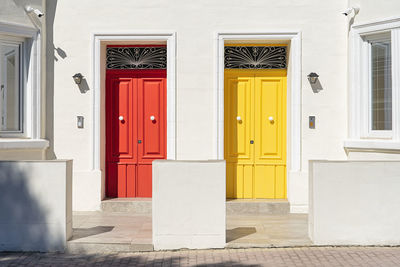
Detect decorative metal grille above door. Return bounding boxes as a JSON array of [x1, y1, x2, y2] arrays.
[[106, 46, 167, 69], [224, 46, 287, 69]]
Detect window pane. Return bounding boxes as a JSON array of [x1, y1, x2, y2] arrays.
[[371, 40, 392, 131], [0, 43, 20, 132]]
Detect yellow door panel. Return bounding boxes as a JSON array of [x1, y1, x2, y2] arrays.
[[255, 75, 287, 164], [226, 163, 234, 198], [254, 165, 275, 198], [224, 73, 254, 164], [225, 69, 286, 199], [242, 165, 253, 198], [275, 165, 286, 198], [254, 164, 287, 198], [234, 164, 244, 198]]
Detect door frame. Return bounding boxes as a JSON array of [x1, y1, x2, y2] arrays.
[[92, 32, 177, 187], [215, 32, 302, 199]]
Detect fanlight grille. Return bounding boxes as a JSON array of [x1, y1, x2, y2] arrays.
[[106, 47, 167, 69], [224, 46, 287, 69]]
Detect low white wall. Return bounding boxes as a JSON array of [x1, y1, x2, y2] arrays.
[[309, 160, 400, 245], [0, 160, 72, 252], [152, 160, 226, 250], [72, 170, 102, 211]]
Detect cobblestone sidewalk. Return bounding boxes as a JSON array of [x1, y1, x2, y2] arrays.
[[1, 246, 400, 266]]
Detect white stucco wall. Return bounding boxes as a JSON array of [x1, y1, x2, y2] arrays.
[[0, 160, 72, 252], [309, 160, 400, 245], [49, 0, 350, 211], [349, 0, 400, 24], [152, 160, 226, 250], [345, 0, 400, 160]]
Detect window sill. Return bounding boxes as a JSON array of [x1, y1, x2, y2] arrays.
[[344, 139, 400, 152], [0, 139, 49, 150]]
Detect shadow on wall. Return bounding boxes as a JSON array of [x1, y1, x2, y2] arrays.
[[0, 164, 62, 251], [310, 79, 324, 93], [45, 1, 90, 159], [54, 45, 67, 60], [45, 0, 57, 160], [77, 78, 90, 94]]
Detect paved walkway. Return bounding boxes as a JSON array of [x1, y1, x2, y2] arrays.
[[69, 212, 310, 252], [69, 212, 152, 253], [226, 214, 310, 247], [1, 247, 400, 266]]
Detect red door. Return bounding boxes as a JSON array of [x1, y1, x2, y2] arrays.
[[106, 69, 166, 198]]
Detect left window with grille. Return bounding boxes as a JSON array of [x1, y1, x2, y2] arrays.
[[0, 42, 22, 133]]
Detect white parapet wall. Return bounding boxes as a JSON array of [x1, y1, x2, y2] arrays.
[[152, 160, 226, 250], [309, 160, 400, 245], [0, 160, 73, 252]]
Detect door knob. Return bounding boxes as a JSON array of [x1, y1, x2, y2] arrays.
[[150, 115, 155, 121], [119, 116, 124, 121], [237, 116, 241, 121], [268, 116, 274, 122]]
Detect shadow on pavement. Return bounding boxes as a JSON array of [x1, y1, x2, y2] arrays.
[[226, 227, 257, 242]]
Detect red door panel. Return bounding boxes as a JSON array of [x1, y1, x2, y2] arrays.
[[106, 76, 137, 163], [112, 78, 135, 161], [126, 164, 136, 197], [106, 73, 138, 198], [138, 78, 166, 163], [117, 164, 127, 197], [137, 165, 153, 197], [106, 163, 117, 197], [106, 68, 166, 198]]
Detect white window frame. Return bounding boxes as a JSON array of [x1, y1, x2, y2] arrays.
[[347, 17, 400, 151], [0, 22, 42, 140], [0, 39, 23, 135], [364, 32, 392, 138]]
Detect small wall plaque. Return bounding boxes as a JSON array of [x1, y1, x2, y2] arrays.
[[309, 116, 315, 129], [77, 116, 84, 128]]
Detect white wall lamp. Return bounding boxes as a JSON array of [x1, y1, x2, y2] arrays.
[[72, 73, 84, 85], [307, 72, 319, 84]]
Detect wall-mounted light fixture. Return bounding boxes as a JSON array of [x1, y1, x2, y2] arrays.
[[307, 72, 319, 84], [72, 73, 83, 85]]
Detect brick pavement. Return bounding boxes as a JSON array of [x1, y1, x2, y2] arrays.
[[1, 246, 400, 266]]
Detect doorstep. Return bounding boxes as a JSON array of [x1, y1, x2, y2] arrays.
[[226, 199, 290, 215], [101, 198, 152, 214], [100, 198, 290, 215], [67, 211, 153, 254]]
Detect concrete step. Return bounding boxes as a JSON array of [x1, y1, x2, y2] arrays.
[[101, 198, 152, 214], [101, 198, 289, 215], [67, 242, 153, 254], [226, 199, 290, 215]]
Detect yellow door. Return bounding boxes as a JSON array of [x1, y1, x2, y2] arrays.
[[225, 69, 287, 199]]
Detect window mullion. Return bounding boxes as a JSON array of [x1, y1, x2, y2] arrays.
[[360, 39, 370, 138], [392, 28, 400, 140]]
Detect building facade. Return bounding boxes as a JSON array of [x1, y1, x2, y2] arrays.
[[1, 0, 400, 215]]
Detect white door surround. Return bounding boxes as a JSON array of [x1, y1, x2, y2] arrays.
[[92, 32, 177, 172], [214, 32, 302, 172]]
